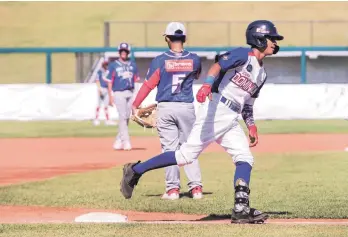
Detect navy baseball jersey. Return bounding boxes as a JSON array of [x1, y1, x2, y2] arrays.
[[106, 59, 139, 92], [213, 47, 267, 107], [96, 69, 108, 88], [145, 50, 201, 103]]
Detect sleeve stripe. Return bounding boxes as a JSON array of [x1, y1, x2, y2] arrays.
[[111, 71, 116, 84], [145, 68, 160, 89]]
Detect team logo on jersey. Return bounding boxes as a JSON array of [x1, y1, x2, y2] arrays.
[[230, 71, 258, 95], [118, 71, 133, 79], [246, 64, 253, 72], [165, 59, 193, 72]]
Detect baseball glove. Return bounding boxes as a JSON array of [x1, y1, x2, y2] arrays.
[[132, 104, 157, 129]]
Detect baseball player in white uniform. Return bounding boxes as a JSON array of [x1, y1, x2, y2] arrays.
[[120, 20, 284, 224]]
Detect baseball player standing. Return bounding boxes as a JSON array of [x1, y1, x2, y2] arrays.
[[132, 22, 203, 200], [93, 61, 116, 126], [105, 43, 140, 151], [120, 20, 284, 224]]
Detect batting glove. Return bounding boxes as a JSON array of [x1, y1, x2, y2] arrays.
[[196, 84, 212, 103], [248, 125, 258, 147]]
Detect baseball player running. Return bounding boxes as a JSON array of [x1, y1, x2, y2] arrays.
[[93, 61, 116, 126], [120, 20, 284, 224], [105, 43, 140, 151], [132, 22, 203, 200]]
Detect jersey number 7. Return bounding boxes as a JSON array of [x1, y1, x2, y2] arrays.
[[172, 74, 186, 94]]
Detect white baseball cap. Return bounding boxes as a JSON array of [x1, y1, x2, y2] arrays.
[[163, 22, 186, 37]]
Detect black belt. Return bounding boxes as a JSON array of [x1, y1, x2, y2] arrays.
[[220, 96, 241, 113]]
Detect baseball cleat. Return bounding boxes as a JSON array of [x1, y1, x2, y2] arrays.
[[231, 208, 268, 224], [93, 119, 101, 126], [189, 186, 203, 199], [113, 140, 123, 150], [162, 188, 180, 200], [120, 161, 142, 199], [123, 142, 132, 151]]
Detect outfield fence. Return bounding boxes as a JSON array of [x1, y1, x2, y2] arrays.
[[0, 46, 348, 84], [103, 21, 348, 47], [0, 83, 347, 121]]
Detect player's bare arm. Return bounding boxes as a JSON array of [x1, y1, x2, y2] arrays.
[[207, 62, 222, 78]]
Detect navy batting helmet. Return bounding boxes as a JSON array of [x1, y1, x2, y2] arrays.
[[246, 20, 284, 54], [118, 42, 131, 53]]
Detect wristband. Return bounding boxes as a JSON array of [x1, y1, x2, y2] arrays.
[[204, 75, 215, 86]]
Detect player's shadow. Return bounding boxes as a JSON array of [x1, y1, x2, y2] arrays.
[[198, 211, 292, 221], [115, 148, 147, 151], [144, 192, 213, 198], [264, 211, 292, 215], [131, 148, 147, 151], [181, 191, 213, 198]]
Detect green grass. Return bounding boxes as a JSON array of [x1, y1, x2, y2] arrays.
[[243, 119, 348, 134], [0, 121, 155, 138], [1, 224, 348, 237], [1, 2, 348, 83], [1, 151, 347, 219], [0, 119, 346, 138]]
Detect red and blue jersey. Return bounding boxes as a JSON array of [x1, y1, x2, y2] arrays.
[[96, 69, 108, 88], [145, 50, 201, 103], [106, 59, 139, 92]]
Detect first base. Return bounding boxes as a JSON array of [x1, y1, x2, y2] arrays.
[[75, 212, 128, 223]]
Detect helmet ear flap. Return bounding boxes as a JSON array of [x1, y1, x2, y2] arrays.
[[273, 45, 280, 54], [251, 34, 268, 51], [255, 35, 268, 48]]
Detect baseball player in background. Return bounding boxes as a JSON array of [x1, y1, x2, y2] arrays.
[[105, 43, 140, 151], [132, 22, 203, 200], [120, 20, 284, 224], [93, 61, 116, 126]]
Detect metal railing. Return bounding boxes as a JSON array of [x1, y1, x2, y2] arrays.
[[104, 20, 348, 47], [1, 46, 348, 84]]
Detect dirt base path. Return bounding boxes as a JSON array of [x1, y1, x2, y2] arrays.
[[0, 134, 347, 224], [1, 205, 348, 225], [1, 134, 347, 186]]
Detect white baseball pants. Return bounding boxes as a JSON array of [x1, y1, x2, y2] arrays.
[[175, 93, 254, 167]]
